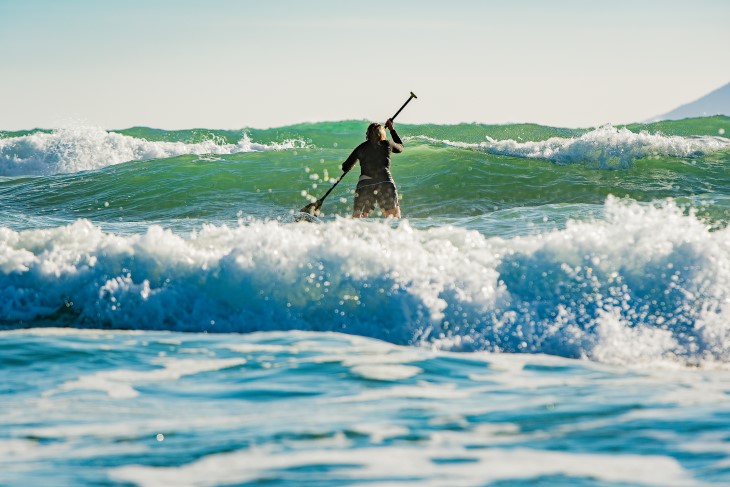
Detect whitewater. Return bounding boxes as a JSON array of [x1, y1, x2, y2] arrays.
[[2, 117, 730, 486]]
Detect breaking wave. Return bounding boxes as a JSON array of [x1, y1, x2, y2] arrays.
[[416, 125, 730, 168], [1, 197, 728, 367], [0, 126, 304, 176]]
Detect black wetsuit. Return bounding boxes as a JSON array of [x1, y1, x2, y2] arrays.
[[342, 129, 403, 213]]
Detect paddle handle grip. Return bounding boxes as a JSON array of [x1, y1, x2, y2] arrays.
[[389, 91, 417, 122]]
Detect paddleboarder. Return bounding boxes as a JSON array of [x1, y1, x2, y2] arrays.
[[298, 92, 415, 218], [342, 118, 403, 218]]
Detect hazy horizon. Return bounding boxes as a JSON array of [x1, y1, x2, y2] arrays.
[[1, 0, 729, 131]]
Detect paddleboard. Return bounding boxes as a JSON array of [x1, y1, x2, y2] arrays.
[[292, 212, 322, 223]]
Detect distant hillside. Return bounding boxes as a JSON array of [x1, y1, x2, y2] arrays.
[[652, 82, 730, 121]]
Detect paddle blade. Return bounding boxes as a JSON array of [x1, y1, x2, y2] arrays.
[[300, 199, 323, 216]]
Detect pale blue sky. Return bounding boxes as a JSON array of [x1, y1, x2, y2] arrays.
[[1, 0, 728, 129]]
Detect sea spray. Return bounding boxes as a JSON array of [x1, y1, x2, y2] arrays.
[[2, 197, 728, 366], [0, 126, 305, 176], [3, 121, 729, 178], [415, 124, 730, 168]]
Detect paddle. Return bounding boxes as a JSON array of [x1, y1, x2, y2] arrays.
[[299, 92, 418, 216]]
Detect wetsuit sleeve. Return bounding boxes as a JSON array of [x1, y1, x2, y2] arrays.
[[341, 146, 360, 173], [389, 129, 404, 153]]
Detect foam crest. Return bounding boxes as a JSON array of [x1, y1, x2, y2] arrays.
[[50, 357, 246, 399], [1, 197, 729, 366], [111, 445, 693, 487], [417, 125, 730, 167], [0, 126, 304, 176]]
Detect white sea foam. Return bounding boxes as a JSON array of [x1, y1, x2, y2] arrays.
[[349, 364, 422, 381], [416, 125, 730, 167], [49, 357, 246, 399], [226, 343, 296, 354], [110, 445, 696, 487], [1, 197, 729, 366], [333, 383, 472, 403], [0, 126, 304, 176]]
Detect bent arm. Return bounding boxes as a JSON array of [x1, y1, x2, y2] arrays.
[[341, 147, 360, 173]]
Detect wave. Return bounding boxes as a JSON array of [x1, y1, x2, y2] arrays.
[[3, 118, 728, 177], [0, 126, 305, 176], [415, 125, 730, 168], [1, 197, 728, 367]]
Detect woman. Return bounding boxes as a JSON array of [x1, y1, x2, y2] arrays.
[[341, 118, 404, 218]]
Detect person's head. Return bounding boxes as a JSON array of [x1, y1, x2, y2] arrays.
[[366, 122, 386, 143]]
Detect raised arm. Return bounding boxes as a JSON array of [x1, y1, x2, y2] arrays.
[[386, 118, 404, 153]]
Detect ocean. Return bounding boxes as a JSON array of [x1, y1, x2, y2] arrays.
[[1, 117, 730, 486]]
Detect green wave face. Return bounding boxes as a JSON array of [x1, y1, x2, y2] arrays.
[[1, 117, 729, 233], [108, 115, 730, 146]]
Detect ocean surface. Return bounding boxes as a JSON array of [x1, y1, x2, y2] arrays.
[[1, 117, 730, 486]]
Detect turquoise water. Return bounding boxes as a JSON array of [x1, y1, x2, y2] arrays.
[[1, 117, 730, 485]]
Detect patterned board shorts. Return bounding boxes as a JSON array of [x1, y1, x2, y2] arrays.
[[354, 181, 399, 213]]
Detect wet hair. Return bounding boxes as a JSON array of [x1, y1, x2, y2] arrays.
[[366, 122, 387, 142]]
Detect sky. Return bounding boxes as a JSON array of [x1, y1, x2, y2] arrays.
[[1, 0, 729, 130]]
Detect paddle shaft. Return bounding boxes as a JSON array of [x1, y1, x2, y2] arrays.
[[316, 172, 346, 203], [389, 92, 417, 122]]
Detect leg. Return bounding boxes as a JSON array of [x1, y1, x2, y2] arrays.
[[376, 182, 401, 219], [352, 186, 375, 219]]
